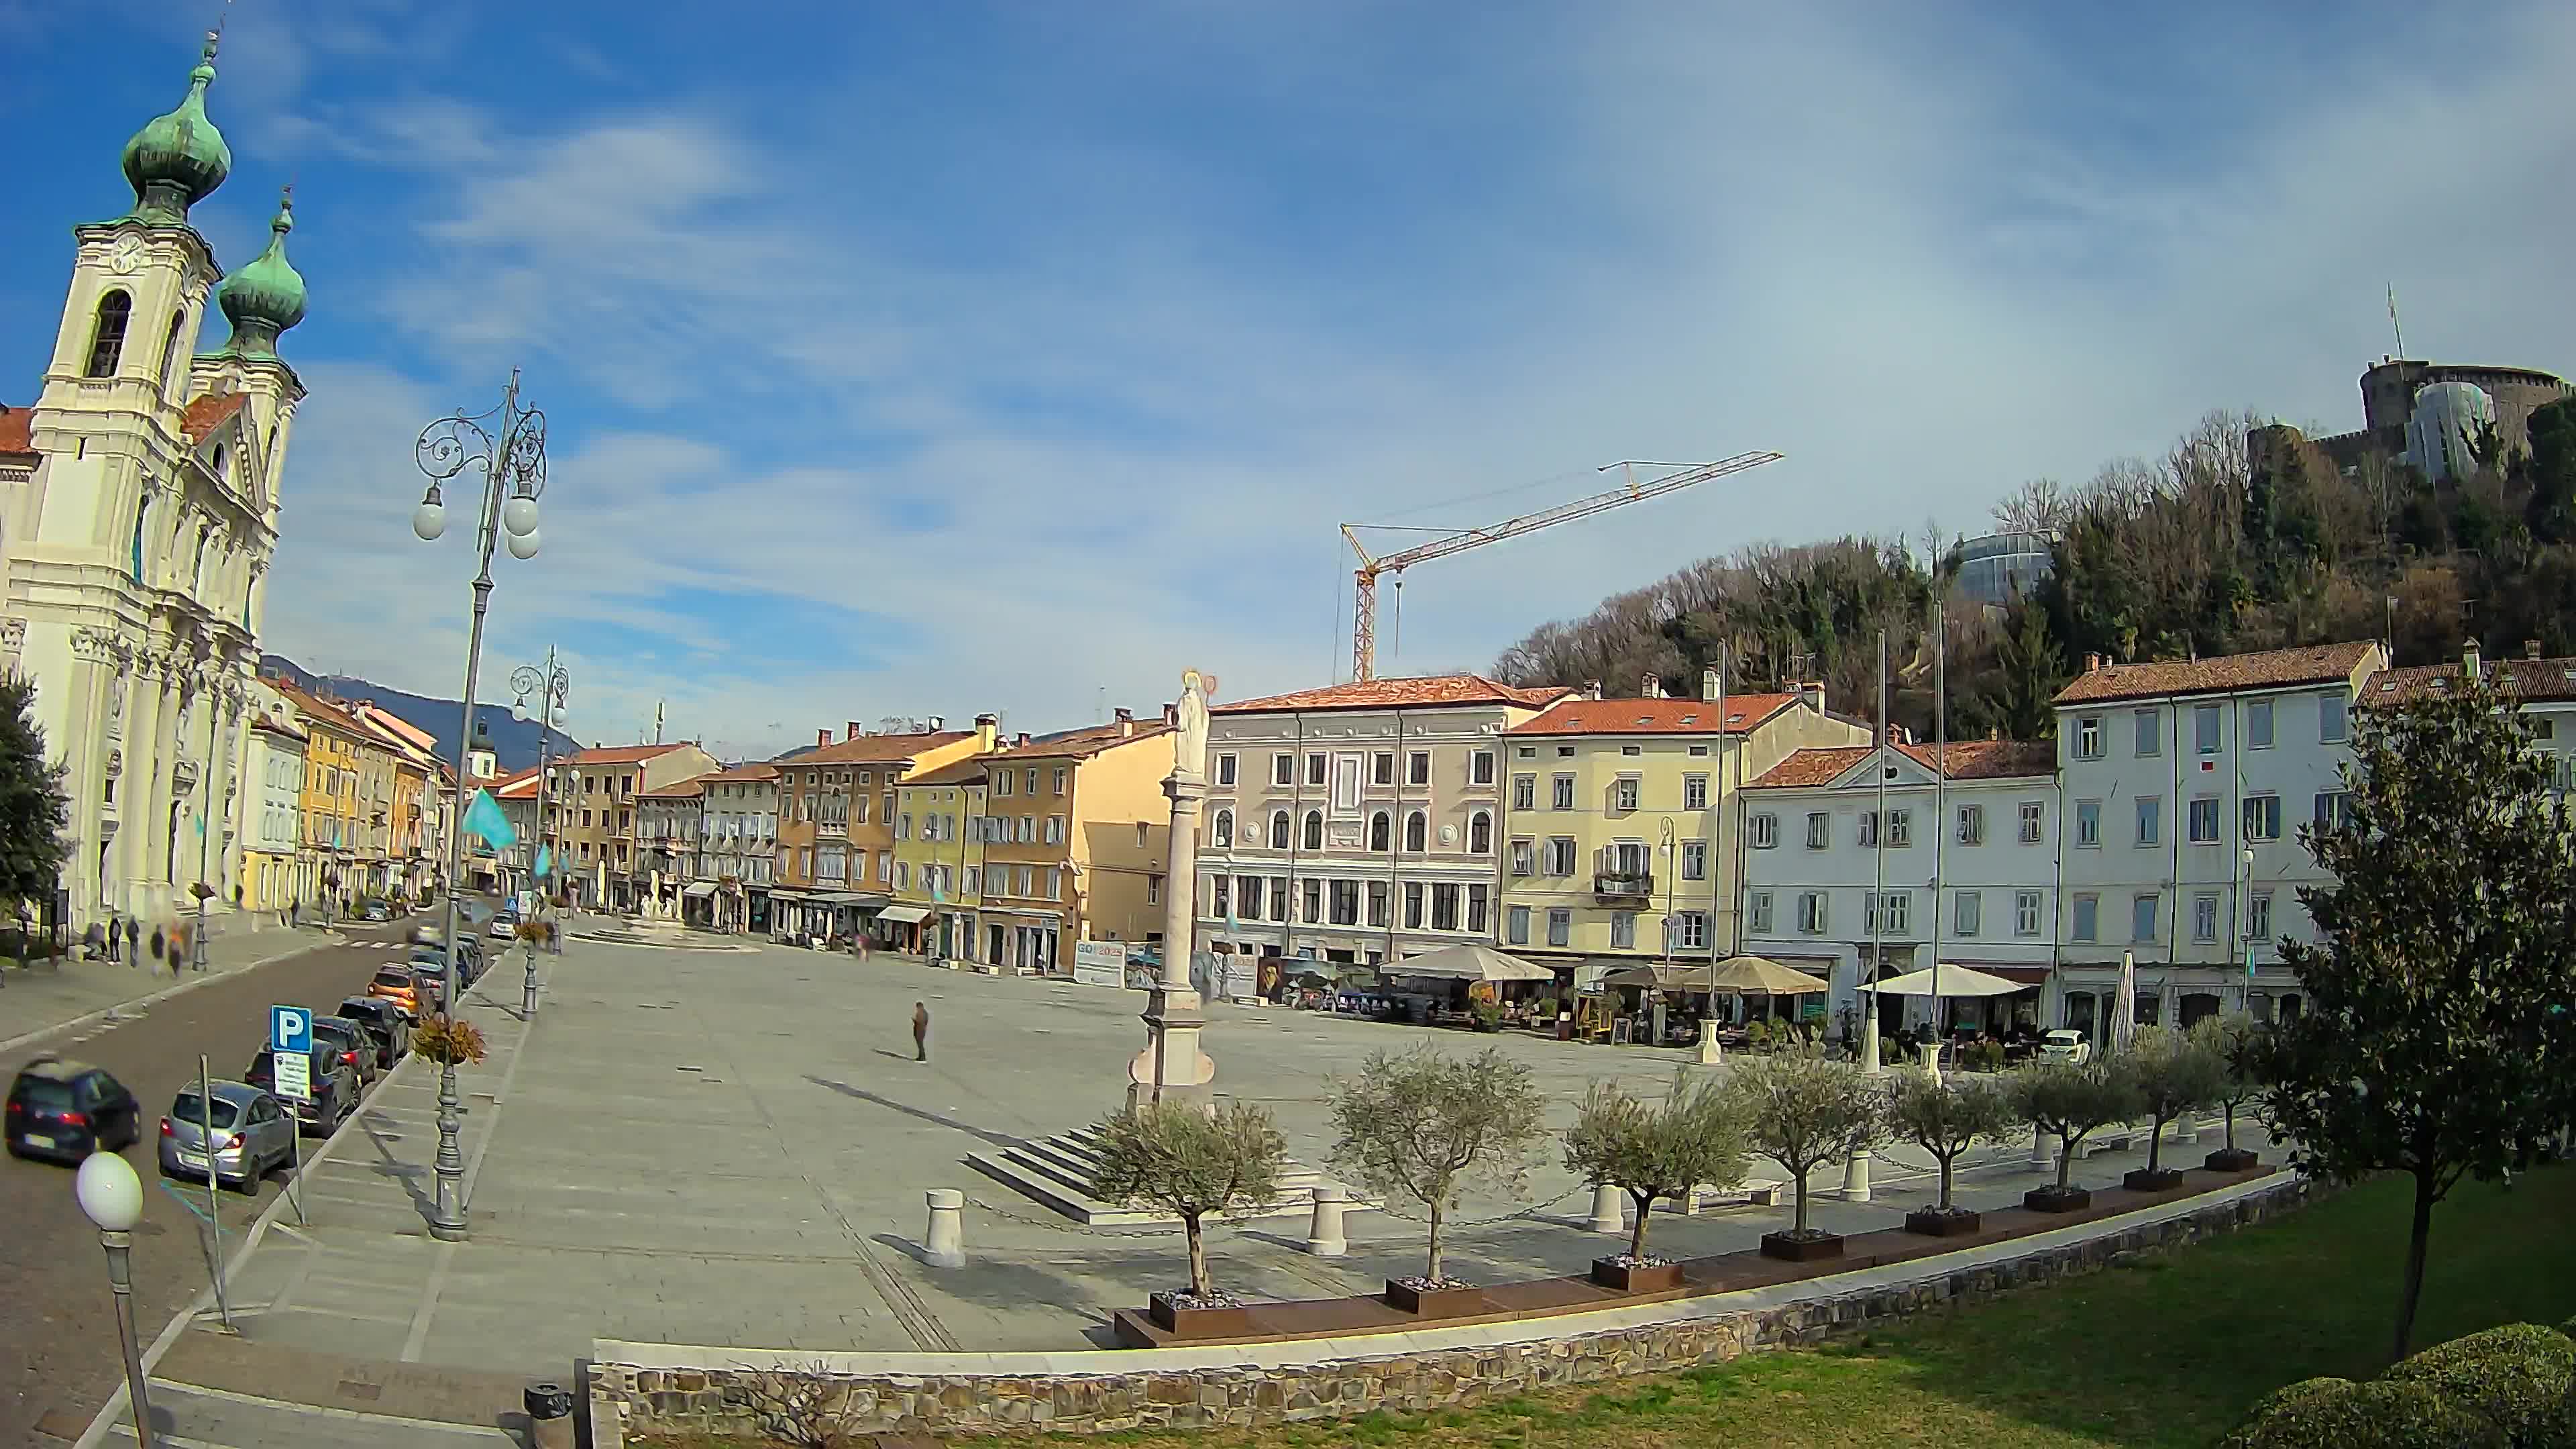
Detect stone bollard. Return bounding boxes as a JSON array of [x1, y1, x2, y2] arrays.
[[924, 1189, 966, 1269], [524, 1381, 575, 1449], [1586, 1183, 1626, 1235], [2029, 1126, 2055, 1171], [1840, 1148, 1873, 1201], [2174, 1112, 2200, 1146], [1697, 1028, 1722, 1065], [1303, 1185, 1350, 1256]]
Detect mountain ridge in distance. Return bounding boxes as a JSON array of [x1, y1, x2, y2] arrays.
[[258, 654, 581, 775]]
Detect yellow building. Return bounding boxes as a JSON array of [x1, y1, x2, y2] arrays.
[[771, 717, 991, 941], [975, 710, 1173, 973], [1497, 676, 1866, 975], [278, 683, 372, 913], [889, 757, 988, 959]]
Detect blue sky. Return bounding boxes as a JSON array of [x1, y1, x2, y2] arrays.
[[7, 1, 2575, 759]]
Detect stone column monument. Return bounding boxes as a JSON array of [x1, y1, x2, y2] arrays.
[[1128, 669, 1217, 1108]]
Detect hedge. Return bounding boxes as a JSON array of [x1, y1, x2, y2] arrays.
[[2222, 1321, 2576, 1448], [2381, 1323, 2574, 1448]]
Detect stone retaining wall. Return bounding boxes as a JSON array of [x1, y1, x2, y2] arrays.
[[595, 1177, 2314, 1444]]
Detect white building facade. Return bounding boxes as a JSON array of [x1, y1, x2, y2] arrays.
[[1192, 676, 1569, 967], [701, 763, 780, 932], [2052, 641, 2386, 1036], [1, 36, 307, 928], [1739, 739, 2061, 1038], [241, 705, 303, 912]]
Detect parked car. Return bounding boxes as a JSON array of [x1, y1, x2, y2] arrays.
[[488, 911, 521, 943], [6, 1057, 144, 1163], [361, 900, 394, 922], [159, 1081, 294, 1191], [2039, 1028, 2094, 1065], [308, 1016, 380, 1089], [241, 1049, 360, 1135], [407, 965, 450, 1014], [336, 997, 411, 1066], [367, 965, 422, 1018]]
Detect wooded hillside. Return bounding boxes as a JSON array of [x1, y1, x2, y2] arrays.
[[1491, 398, 2576, 740]]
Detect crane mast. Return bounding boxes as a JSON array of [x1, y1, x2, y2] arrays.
[[1342, 451, 1784, 682]]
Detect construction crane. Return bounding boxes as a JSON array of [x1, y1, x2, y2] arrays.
[[1340, 452, 1784, 682]]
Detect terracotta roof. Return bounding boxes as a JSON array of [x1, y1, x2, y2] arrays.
[[352, 704, 437, 754], [0, 405, 32, 458], [639, 777, 708, 800], [2053, 641, 2379, 706], [2367, 655, 2576, 705], [250, 715, 306, 742], [1214, 674, 1572, 715], [179, 392, 249, 443], [993, 721, 1174, 761], [272, 682, 368, 738], [706, 762, 779, 784], [794, 731, 972, 766], [1508, 693, 1800, 737], [906, 757, 991, 788], [1750, 739, 2056, 789], [490, 767, 540, 800], [568, 743, 697, 766]]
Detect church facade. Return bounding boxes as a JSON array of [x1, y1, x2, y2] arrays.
[[0, 32, 309, 927]]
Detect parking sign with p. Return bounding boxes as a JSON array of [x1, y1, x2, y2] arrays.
[[271, 1004, 311, 1056]]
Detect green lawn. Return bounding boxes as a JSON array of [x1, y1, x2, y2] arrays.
[[653, 1165, 2576, 1449]]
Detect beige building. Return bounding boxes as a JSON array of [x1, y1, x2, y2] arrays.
[[559, 742, 719, 910], [972, 710, 1175, 971]]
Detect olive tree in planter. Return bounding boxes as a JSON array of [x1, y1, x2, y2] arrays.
[[1328, 1044, 1548, 1315], [2011, 1058, 2141, 1212], [2191, 1013, 2267, 1171], [1091, 1100, 1287, 1336], [1561, 1068, 1749, 1291], [1886, 1070, 2019, 1236], [2122, 1025, 2227, 1190], [1731, 1044, 1892, 1261]]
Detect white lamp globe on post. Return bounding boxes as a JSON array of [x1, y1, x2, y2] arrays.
[[505, 527, 541, 560], [411, 485, 448, 541], [76, 1151, 156, 1448], [501, 492, 540, 539]]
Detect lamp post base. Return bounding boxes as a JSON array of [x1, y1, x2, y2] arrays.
[[1126, 986, 1216, 1111]]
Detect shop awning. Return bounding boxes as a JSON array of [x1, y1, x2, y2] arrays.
[[1387, 943, 1554, 983], [681, 881, 718, 899], [877, 904, 933, 924], [1869, 965, 2029, 997], [814, 891, 885, 906], [768, 889, 811, 902]]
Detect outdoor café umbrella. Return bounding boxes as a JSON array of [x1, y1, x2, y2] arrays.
[[1388, 943, 1555, 983], [2112, 950, 2139, 1056], [1699, 955, 1833, 996], [1866, 964, 2027, 998]]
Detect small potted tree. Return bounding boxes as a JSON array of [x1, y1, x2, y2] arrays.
[[1887, 1070, 2019, 1236], [2012, 1058, 2141, 1212], [2122, 1025, 2225, 1191], [1091, 1100, 1287, 1337], [1733, 1044, 1891, 1260], [1561, 1068, 1749, 1291], [1329, 1045, 1547, 1316], [2192, 1013, 2267, 1172]]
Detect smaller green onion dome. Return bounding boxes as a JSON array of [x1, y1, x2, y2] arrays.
[[214, 191, 307, 360], [121, 32, 231, 225]]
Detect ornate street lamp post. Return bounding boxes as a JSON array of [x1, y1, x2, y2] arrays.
[[412, 371, 547, 1242], [512, 649, 570, 1010]]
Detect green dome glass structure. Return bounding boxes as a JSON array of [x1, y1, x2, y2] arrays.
[[120, 32, 231, 225], [213, 191, 307, 360]]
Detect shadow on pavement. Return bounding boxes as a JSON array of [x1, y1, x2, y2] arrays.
[[803, 1075, 1024, 1151]]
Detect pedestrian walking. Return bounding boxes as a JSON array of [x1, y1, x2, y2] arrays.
[[288, 898, 300, 929], [125, 916, 140, 967], [148, 923, 164, 968], [912, 1001, 930, 1063]]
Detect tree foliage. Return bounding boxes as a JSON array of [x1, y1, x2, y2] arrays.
[[1560, 1069, 1750, 1263], [2125, 1025, 2228, 1175], [2012, 1059, 2143, 1190], [1884, 1071, 2019, 1212], [2263, 673, 2576, 1363], [0, 674, 69, 910], [1729, 1045, 1891, 1235], [1328, 1045, 1548, 1285], [2190, 1013, 2270, 1155], [1092, 1101, 1288, 1301]]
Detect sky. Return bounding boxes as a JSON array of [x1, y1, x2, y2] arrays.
[[7, 1, 2575, 761]]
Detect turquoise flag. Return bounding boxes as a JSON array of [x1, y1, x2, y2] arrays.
[[534, 845, 553, 880], [462, 788, 515, 851]]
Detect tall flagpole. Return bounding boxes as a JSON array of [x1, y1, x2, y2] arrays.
[[1864, 629, 1888, 1074], [1931, 600, 1947, 1077]]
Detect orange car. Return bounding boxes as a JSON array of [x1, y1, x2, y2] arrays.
[[365, 965, 420, 1018]]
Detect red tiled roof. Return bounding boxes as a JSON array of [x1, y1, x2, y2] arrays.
[[2367, 654, 2576, 704], [706, 761, 779, 784], [250, 715, 306, 742], [1508, 694, 1799, 737], [1214, 674, 1572, 715], [639, 777, 708, 800], [180, 392, 249, 443], [2054, 641, 2379, 706], [273, 682, 367, 737], [1751, 739, 2055, 789], [907, 757, 990, 788], [490, 767, 540, 800], [0, 405, 33, 458], [568, 743, 696, 765], [993, 722, 1173, 761], [794, 731, 973, 766]]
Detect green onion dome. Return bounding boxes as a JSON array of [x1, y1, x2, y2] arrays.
[[121, 33, 231, 225], [214, 191, 307, 359]]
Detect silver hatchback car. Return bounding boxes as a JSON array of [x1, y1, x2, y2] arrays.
[[158, 1081, 294, 1192]]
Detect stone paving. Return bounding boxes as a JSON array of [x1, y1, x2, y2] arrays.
[[191, 930, 2270, 1388]]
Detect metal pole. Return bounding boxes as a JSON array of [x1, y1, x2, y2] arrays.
[[100, 1228, 155, 1449], [1931, 600, 1946, 1065], [197, 1055, 231, 1332], [1864, 631, 1887, 1072]]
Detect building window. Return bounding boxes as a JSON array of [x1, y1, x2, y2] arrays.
[[2320, 693, 2348, 743], [1682, 774, 1709, 810], [1748, 812, 1777, 849], [1506, 904, 1531, 945], [1512, 774, 1535, 810], [1956, 804, 1984, 845], [1237, 875, 1263, 918], [1333, 755, 1361, 811], [1748, 890, 1773, 934], [1468, 810, 1492, 853], [1886, 808, 1911, 847], [1205, 875, 1221, 916], [1509, 839, 1534, 876], [87, 288, 131, 377], [2243, 794, 2282, 841], [2247, 700, 2275, 749], [2076, 799, 2100, 847], [2015, 890, 2042, 937], [1304, 878, 1324, 923], [1053, 767, 1067, 794], [1546, 837, 1577, 875], [1552, 774, 1575, 810], [1329, 879, 1358, 925], [1393, 808, 1423, 852], [1866, 890, 1910, 935], [996, 771, 1013, 797], [2135, 708, 2160, 757], [1269, 810, 1291, 849], [1269, 876, 1289, 921], [1609, 912, 1635, 949], [1273, 753, 1295, 786], [1954, 890, 1981, 937], [1796, 892, 1828, 934], [1470, 751, 1495, 786], [1805, 812, 1829, 850], [1370, 811, 1391, 852], [1858, 812, 1878, 848], [1613, 777, 1640, 811], [1303, 809, 1324, 851], [1546, 908, 1570, 947], [2313, 791, 2353, 828], [2193, 892, 2219, 943], [2075, 716, 2103, 759], [1212, 809, 1232, 848], [2188, 796, 2220, 844], [2135, 796, 2161, 847], [2072, 894, 2098, 942], [2194, 704, 2222, 755], [2248, 890, 2273, 940], [2132, 893, 2159, 943], [1405, 881, 1426, 929], [1680, 840, 1707, 880], [1216, 753, 1237, 786], [1431, 883, 1460, 930], [1672, 912, 1708, 951], [1620, 744, 1642, 757], [1366, 879, 1389, 926], [1407, 751, 1430, 786]]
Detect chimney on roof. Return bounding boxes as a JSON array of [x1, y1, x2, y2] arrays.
[[1801, 680, 1825, 715], [2463, 637, 2482, 681], [2528, 639, 2544, 661], [1583, 679, 1603, 701], [1161, 702, 1177, 729], [975, 712, 999, 753], [1642, 675, 1663, 698], [1114, 706, 1136, 738], [817, 729, 830, 748], [2084, 652, 2102, 673], [1016, 733, 1031, 747], [1701, 667, 1720, 702], [926, 715, 945, 731]]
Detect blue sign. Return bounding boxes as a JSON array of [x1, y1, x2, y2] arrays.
[[270, 1004, 312, 1055]]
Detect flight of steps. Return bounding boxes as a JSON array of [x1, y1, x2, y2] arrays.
[[967, 1121, 1332, 1227]]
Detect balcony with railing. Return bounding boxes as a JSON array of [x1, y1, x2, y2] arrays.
[[1593, 846, 1654, 900]]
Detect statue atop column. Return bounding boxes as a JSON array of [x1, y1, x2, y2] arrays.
[[1129, 668, 1219, 1108]]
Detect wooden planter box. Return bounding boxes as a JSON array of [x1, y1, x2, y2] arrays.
[[1146, 1292, 1250, 1338], [1589, 1257, 1685, 1293], [1758, 1231, 1845, 1263], [2023, 1185, 2093, 1214], [1383, 1279, 1485, 1316], [2204, 1148, 2261, 1173], [1903, 1208, 1984, 1238], [2123, 1167, 2187, 1193]]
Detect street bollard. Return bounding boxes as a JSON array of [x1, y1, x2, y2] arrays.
[[1840, 1148, 1872, 1202], [2029, 1126, 2054, 1171], [1303, 1185, 1350, 1257], [924, 1189, 966, 1269], [2174, 1112, 2200, 1146], [524, 1381, 574, 1449], [1697, 1028, 1722, 1065], [1586, 1183, 1625, 1235]]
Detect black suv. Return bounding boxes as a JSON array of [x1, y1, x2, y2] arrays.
[[5, 1057, 143, 1163]]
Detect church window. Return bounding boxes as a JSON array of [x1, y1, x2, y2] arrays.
[[158, 310, 186, 396], [87, 290, 132, 378], [130, 501, 146, 582]]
